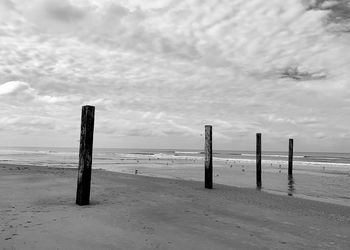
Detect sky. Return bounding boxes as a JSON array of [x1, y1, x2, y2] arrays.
[[0, 0, 350, 151]]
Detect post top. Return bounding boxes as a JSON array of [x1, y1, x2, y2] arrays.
[[82, 105, 95, 109], [205, 124, 212, 127]]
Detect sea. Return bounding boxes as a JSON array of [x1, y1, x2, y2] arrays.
[[1, 146, 350, 207]]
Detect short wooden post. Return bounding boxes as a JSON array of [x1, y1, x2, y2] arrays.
[[76, 105, 95, 206], [256, 133, 262, 188], [288, 139, 293, 176], [204, 125, 213, 189]]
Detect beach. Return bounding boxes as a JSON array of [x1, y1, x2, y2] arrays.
[[1, 147, 350, 207], [1, 163, 349, 250], [2, 0, 350, 249]]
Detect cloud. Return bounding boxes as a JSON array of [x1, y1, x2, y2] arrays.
[[280, 66, 327, 81], [303, 0, 350, 32], [43, 0, 87, 22], [1, 0, 350, 150], [0, 81, 31, 95], [0, 0, 14, 10], [0, 115, 56, 134], [0, 81, 81, 104], [7, 0, 348, 77]]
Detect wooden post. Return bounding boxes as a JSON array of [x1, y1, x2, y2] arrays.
[[288, 139, 293, 176], [204, 125, 213, 189], [256, 133, 262, 188], [76, 105, 95, 206], [287, 175, 294, 196]]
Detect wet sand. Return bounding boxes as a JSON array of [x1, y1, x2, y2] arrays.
[[1, 163, 349, 249], [101, 158, 350, 206]]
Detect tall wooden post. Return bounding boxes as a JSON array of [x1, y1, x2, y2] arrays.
[[204, 125, 213, 189], [76, 105, 95, 206], [256, 133, 262, 188], [288, 139, 293, 176], [287, 175, 294, 196]]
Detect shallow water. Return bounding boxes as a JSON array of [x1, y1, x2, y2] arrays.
[[0, 146, 349, 206]]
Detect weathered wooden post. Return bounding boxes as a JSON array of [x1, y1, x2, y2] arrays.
[[288, 138, 293, 176], [76, 105, 95, 206], [287, 175, 294, 196], [256, 133, 262, 188], [204, 125, 213, 189]]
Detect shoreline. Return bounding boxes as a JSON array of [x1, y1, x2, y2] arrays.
[[1, 161, 350, 208], [1, 163, 350, 249]]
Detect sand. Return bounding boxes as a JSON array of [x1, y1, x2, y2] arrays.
[[0, 164, 349, 250], [101, 158, 350, 206]]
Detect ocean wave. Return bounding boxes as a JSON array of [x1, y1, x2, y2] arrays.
[[0, 149, 47, 155], [241, 154, 255, 157], [128, 152, 156, 156], [174, 151, 201, 154], [0, 149, 78, 156], [303, 155, 350, 161]]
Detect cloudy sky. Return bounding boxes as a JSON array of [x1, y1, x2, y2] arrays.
[[0, 0, 350, 151]]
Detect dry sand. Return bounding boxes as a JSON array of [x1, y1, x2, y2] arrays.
[[0, 163, 349, 250]]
